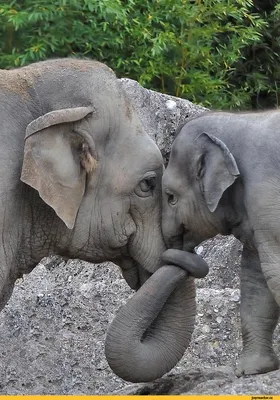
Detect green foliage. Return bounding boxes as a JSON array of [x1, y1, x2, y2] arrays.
[[0, 0, 279, 110], [232, 1, 280, 109]]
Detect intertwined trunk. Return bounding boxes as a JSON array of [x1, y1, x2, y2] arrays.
[[105, 265, 196, 382]]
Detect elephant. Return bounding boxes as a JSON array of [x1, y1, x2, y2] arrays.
[[161, 110, 280, 377], [0, 58, 208, 383]]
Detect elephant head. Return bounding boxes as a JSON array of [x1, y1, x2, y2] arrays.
[[162, 116, 240, 251], [20, 59, 165, 289]]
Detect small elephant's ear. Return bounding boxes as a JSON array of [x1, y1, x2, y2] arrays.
[[199, 132, 240, 212], [21, 107, 97, 229]]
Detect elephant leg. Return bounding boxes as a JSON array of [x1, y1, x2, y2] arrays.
[[236, 244, 280, 376]]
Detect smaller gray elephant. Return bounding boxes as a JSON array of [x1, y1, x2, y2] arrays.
[[162, 111, 280, 376]]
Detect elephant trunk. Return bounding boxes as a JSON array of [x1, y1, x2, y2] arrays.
[[105, 265, 195, 382]]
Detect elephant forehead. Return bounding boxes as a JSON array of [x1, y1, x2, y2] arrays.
[[115, 146, 163, 178], [134, 135, 163, 163], [172, 133, 195, 158], [162, 168, 184, 190]]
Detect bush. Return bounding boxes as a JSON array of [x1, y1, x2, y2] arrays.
[[0, 0, 278, 110]]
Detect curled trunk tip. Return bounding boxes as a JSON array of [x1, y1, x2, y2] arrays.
[[105, 265, 196, 382]]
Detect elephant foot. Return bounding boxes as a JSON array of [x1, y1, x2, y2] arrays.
[[236, 350, 279, 376]]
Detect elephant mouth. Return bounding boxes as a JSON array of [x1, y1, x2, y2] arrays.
[[182, 229, 201, 252], [182, 241, 195, 252], [166, 231, 197, 254], [118, 258, 152, 290]]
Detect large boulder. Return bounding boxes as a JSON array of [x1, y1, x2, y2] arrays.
[[0, 79, 278, 394]]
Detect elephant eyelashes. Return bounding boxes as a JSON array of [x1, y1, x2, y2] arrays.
[[141, 177, 156, 192], [135, 174, 157, 197]]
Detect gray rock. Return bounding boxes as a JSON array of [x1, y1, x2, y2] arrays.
[[0, 260, 131, 394], [120, 78, 206, 163], [187, 369, 280, 395], [1, 257, 278, 395], [0, 79, 278, 394], [113, 366, 237, 395], [115, 367, 280, 395], [196, 235, 242, 290]]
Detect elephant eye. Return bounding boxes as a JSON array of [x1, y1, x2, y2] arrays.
[[166, 190, 178, 206], [135, 174, 157, 198], [140, 177, 156, 192]]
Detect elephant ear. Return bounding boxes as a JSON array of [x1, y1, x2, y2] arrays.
[[198, 132, 240, 212], [21, 107, 97, 229]]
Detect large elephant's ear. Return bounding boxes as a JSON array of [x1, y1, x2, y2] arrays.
[[198, 132, 240, 212], [21, 107, 97, 229]]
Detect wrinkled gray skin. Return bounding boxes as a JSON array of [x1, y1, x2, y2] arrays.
[[0, 58, 206, 383], [106, 252, 209, 382], [162, 111, 280, 377]]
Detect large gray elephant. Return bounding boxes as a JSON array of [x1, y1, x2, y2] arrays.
[[162, 110, 280, 376], [0, 58, 208, 383]]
